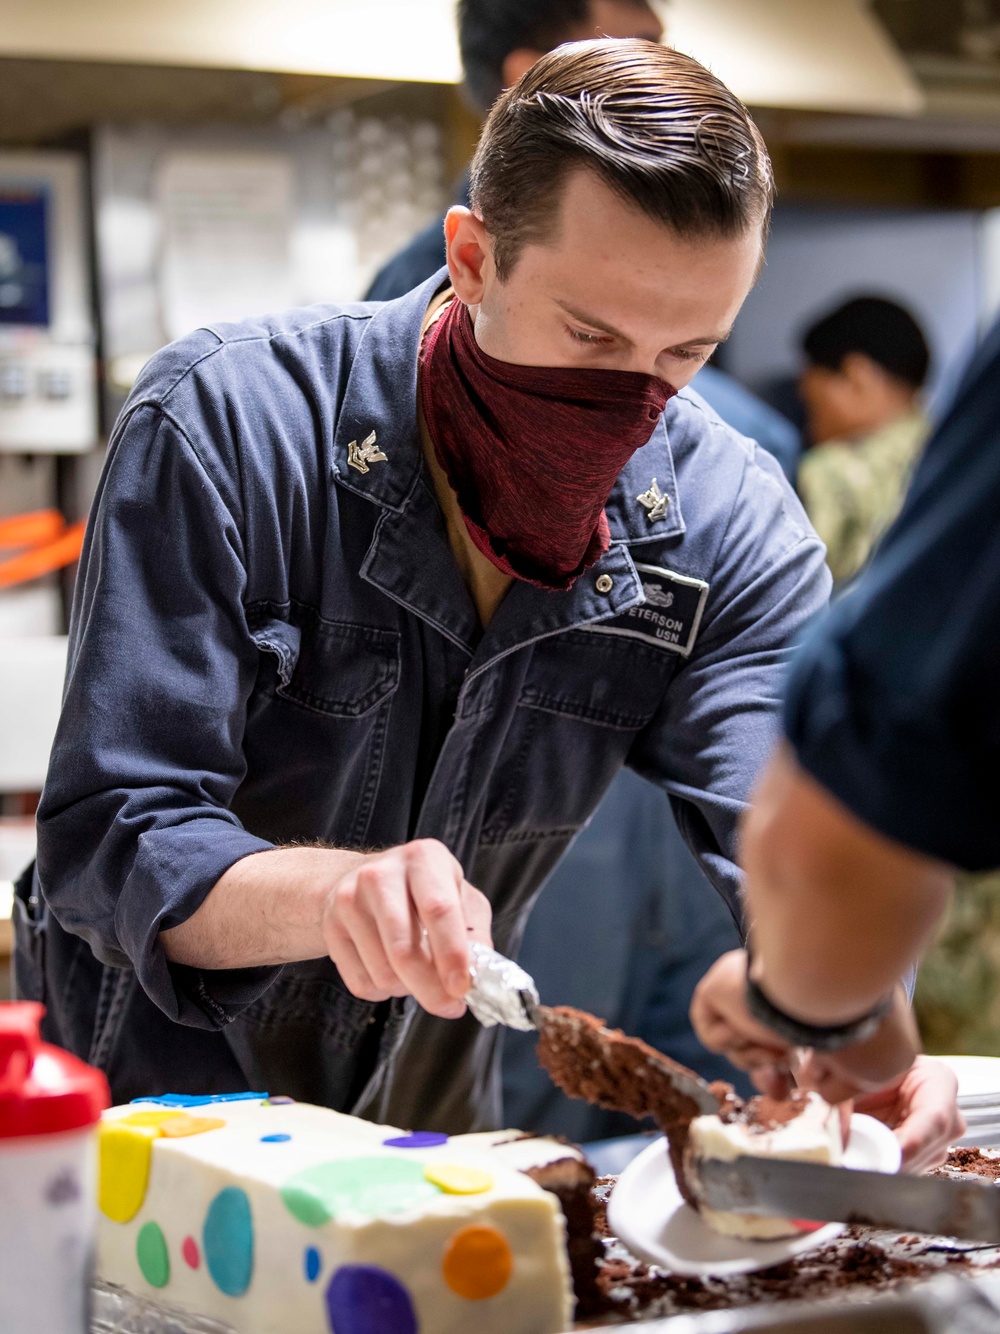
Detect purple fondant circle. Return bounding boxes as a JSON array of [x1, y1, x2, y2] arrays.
[[381, 1131, 448, 1149], [326, 1265, 417, 1334]]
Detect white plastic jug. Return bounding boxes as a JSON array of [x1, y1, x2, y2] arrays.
[[0, 1001, 110, 1334]]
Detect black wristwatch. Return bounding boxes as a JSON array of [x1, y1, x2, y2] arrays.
[[745, 960, 895, 1053]]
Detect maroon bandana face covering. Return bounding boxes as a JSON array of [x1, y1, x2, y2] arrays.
[[420, 299, 674, 590]]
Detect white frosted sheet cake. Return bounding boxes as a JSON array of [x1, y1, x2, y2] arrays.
[[96, 1094, 575, 1334]]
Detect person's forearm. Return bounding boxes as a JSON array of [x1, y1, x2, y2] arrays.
[[743, 743, 953, 1024], [161, 846, 369, 969]]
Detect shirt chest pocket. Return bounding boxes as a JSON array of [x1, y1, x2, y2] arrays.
[[480, 631, 676, 843], [519, 629, 673, 729], [250, 613, 400, 717], [245, 612, 400, 846]]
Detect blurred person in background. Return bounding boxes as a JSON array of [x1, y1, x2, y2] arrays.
[[369, 0, 804, 1137], [797, 296, 931, 588]]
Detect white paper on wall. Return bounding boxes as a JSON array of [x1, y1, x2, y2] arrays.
[[157, 151, 294, 340]]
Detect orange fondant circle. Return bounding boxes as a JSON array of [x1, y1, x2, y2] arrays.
[[442, 1225, 513, 1300]]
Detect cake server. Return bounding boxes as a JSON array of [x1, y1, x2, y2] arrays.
[[695, 1155, 1000, 1243], [463, 942, 541, 1032], [463, 943, 721, 1115]]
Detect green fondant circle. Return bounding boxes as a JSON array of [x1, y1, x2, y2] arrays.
[[281, 1157, 441, 1226], [137, 1221, 170, 1288]]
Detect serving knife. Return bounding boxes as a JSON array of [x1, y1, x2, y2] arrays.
[[695, 1156, 1000, 1244]]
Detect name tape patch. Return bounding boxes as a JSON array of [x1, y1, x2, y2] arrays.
[[584, 564, 709, 657]]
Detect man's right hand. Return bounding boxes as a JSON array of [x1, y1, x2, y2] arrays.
[[321, 838, 493, 1019]]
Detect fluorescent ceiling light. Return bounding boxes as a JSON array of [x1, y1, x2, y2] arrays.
[[0, 0, 462, 82]]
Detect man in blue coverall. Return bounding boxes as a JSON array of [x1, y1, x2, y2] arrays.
[[368, 0, 799, 1135], [693, 319, 1000, 1171], [18, 42, 829, 1134]]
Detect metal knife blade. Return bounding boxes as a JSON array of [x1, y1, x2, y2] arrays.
[[696, 1156, 1000, 1244], [641, 1043, 722, 1116]]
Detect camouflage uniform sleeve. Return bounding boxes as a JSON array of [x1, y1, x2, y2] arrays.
[[797, 444, 875, 584]]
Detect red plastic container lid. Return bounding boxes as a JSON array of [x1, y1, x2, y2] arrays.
[[0, 1002, 110, 1139]]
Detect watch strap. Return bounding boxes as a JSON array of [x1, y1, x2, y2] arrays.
[[745, 969, 894, 1053]]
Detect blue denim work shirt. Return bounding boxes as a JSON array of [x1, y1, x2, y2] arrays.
[[21, 272, 829, 1133]]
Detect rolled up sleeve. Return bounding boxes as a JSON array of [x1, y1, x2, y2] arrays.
[[630, 448, 831, 922], [37, 401, 279, 1028]]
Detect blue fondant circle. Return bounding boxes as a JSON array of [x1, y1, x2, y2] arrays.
[[203, 1187, 254, 1297], [261, 1133, 292, 1143], [305, 1246, 322, 1283], [326, 1265, 418, 1334]]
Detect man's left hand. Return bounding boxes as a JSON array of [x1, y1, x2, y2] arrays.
[[850, 1056, 965, 1173]]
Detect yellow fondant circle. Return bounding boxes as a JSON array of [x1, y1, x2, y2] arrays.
[[98, 1122, 159, 1223], [423, 1164, 493, 1195], [99, 1111, 226, 1222]]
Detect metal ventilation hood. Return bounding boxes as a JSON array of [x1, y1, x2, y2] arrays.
[[661, 0, 923, 114], [0, 0, 922, 115]]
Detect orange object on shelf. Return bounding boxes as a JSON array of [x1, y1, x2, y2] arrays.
[[0, 519, 86, 589], [0, 509, 66, 551]]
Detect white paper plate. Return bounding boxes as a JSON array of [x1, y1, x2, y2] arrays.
[[938, 1056, 1000, 1101], [607, 1114, 902, 1278]]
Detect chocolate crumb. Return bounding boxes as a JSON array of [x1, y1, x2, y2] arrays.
[[937, 1147, 1000, 1182]]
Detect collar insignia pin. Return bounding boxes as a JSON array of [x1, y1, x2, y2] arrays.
[[347, 430, 388, 475], [637, 477, 669, 523]]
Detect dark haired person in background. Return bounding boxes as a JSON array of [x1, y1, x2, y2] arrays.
[[24, 43, 837, 1140], [368, 0, 802, 1141], [797, 296, 931, 587]]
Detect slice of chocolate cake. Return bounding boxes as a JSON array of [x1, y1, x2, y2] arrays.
[[534, 1004, 737, 1207], [534, 1003, 844, 1241], [685, 1090, 845, 1239]]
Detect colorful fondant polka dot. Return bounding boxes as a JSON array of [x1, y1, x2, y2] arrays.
[[136, 1221, 170, 1288], [261, 1133, 291, 1143], [119, 1110, 223, 1138], [423, 1163, 493, 1195], [98, 1121, 159, 1222], [100, 1111, 227, 1224], [158, 1115, 225, 1138], [267, 1096, 296, 1105], [182, 1236, 200, 1269], [130, 1092, 267, 1107], [282, 1158, 440, 1227], [120, 1110, 183, 1129], [382, 1131, 448, 1149], [305, 1246, 322, 1283], [325, 1265, 418, 1334], [442, 1226, 513, 1300], [204, 1187, 254, 1297]]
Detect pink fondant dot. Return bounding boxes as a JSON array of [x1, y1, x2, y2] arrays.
[[182, 1236, 200, 1269]]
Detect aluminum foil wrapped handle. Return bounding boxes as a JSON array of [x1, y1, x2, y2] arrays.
[[464, 943, 540, 1031]]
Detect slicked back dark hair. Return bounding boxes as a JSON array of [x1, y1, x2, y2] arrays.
[[471, 39, 774, 281], [803, 296, 931, 389], [459, 0, 591, 113]]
